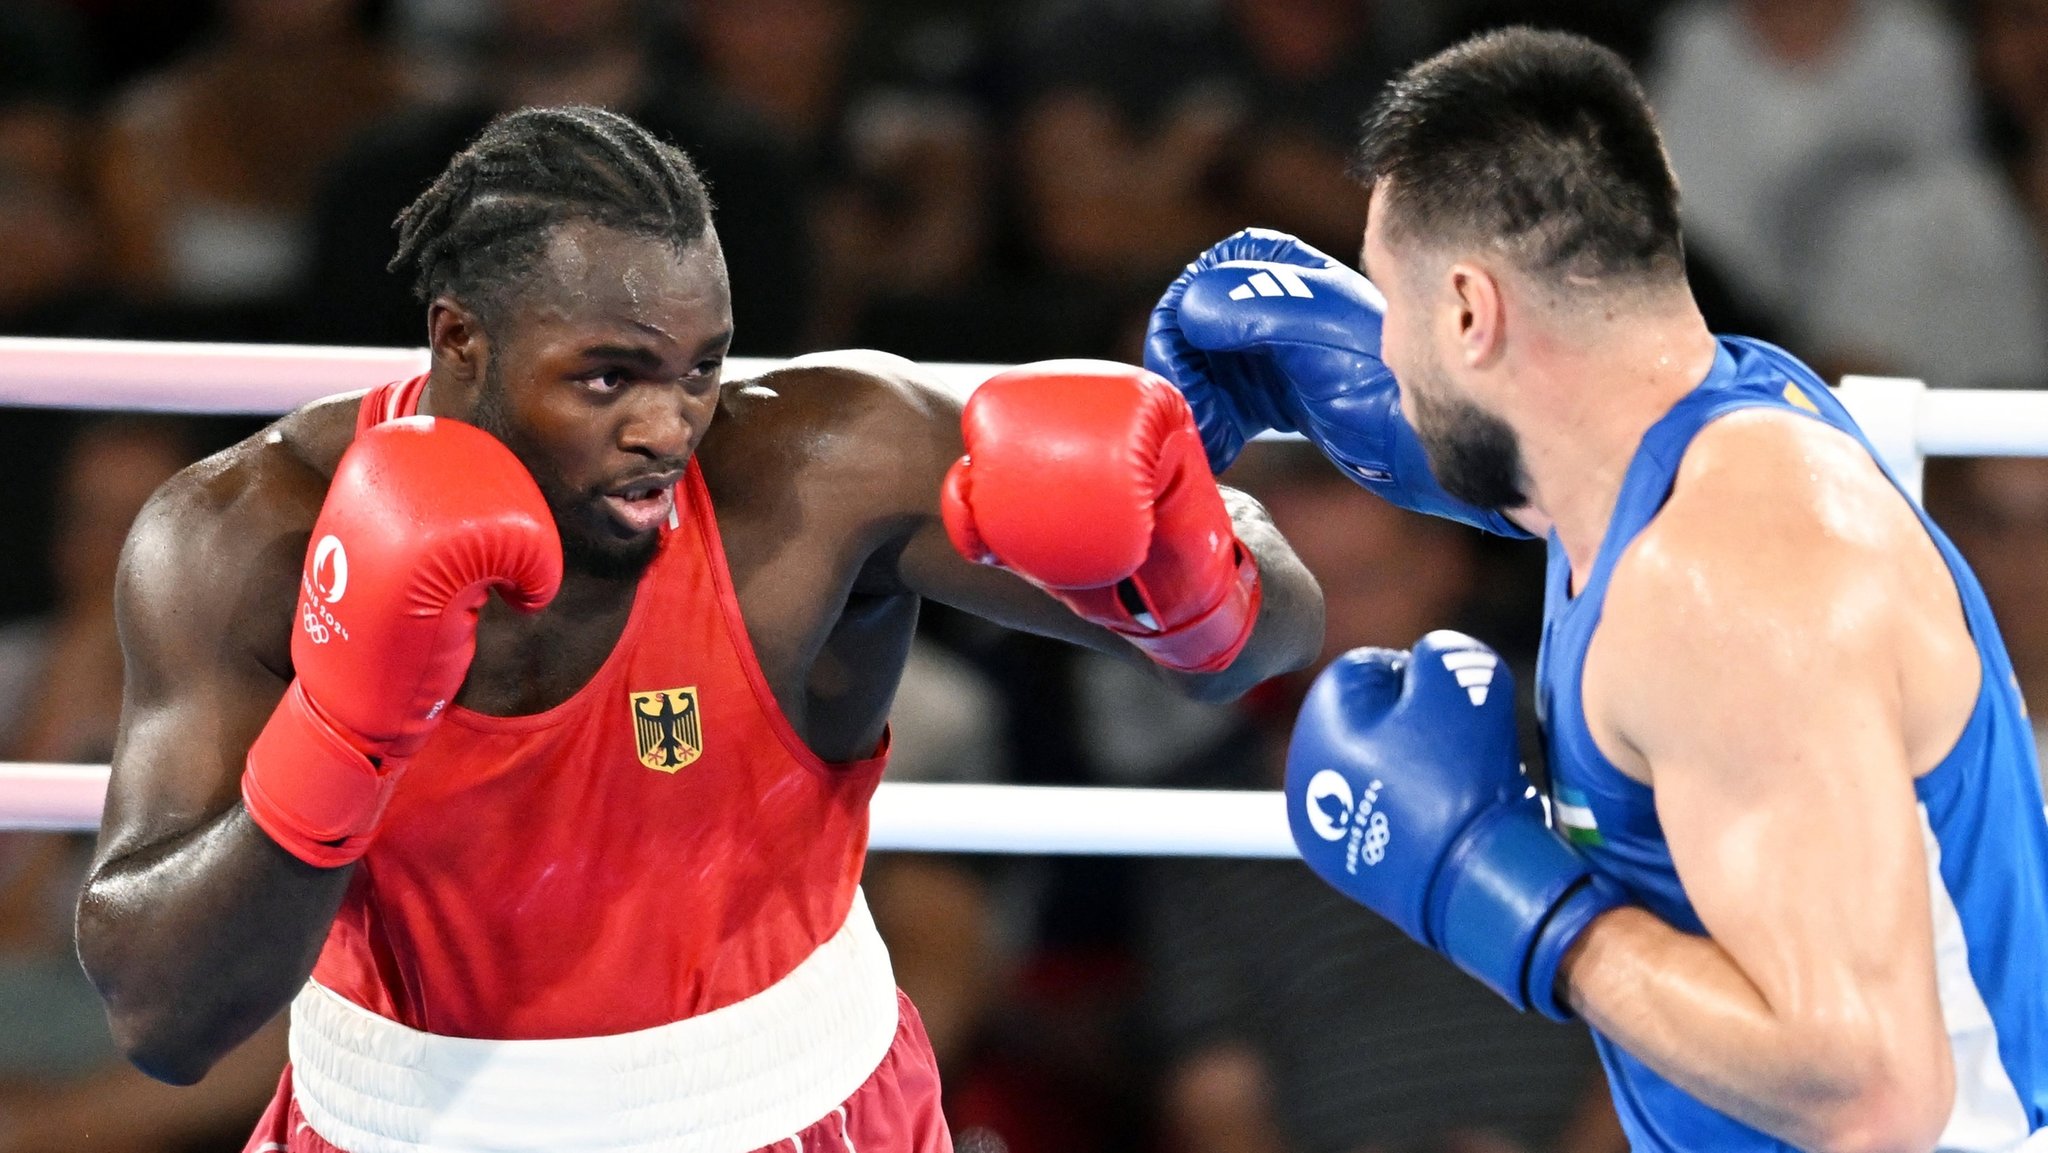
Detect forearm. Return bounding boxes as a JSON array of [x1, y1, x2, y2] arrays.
[[1560, 908, 1935, 1153], [1166, 488, 1323, 701], [77, 805, 350, 1084]]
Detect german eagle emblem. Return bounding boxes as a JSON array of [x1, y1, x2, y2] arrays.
[[630, 687, 702, 772]]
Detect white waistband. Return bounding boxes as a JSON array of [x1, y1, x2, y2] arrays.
[[289, 890, 899, 1153]]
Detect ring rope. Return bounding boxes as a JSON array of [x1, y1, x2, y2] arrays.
[[0, 763, 1298, 856], [0, 338, 2035, 852]]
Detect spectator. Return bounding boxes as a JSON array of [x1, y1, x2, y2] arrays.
[[0, 418, 285, 1153], [1206, 0, 1419, 256], [0, 2, 104, 336], [0, 108, 98, 337], [1973, 0, 2048, 248], [1651, 0, 1974, 308], [297, 0, 809, 352], [381, 0, 500, 104], [1425, 0, 1781, 344], [1019, 0, 1408, 266], [95, 0, 402, 329], [1650, 0, 2048, 388], [1007, 0, 1402, 292], [811, 92, 998, 349], [848, 0, 1405, 367], [1140, 445, 1621, 1153], [674, 0, 864, 162], [654, 0, 1005, 353], [1799, 152, 2048, 388], [0, 420, 196, 764]]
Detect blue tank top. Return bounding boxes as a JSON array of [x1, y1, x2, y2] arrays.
[[1536, 336, 2048, 1151]]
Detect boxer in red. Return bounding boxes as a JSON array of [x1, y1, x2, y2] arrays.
[[72, 106, 1322, 1153]]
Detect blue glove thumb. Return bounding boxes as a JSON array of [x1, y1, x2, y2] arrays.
[[1176, 256, 1394, 411], [1145, 229, 1366, 471]]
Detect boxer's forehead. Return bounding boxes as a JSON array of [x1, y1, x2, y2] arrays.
[[514, 220, 731, 349]]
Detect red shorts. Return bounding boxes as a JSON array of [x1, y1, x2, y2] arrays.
[[244, 991, 952, 1153]]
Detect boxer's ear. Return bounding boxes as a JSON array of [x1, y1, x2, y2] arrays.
[[1447, 262, 1504, 371], [426, 298, 490, 399]]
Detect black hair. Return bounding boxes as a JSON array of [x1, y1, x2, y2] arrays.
[[389, 105, 714, 324], [1355, 27, 1684, 289]]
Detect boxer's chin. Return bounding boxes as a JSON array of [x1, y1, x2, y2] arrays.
[[546, 492, 659, 579], [560, 513, 662, 580], [1421, 413, 1528, 511], [1408, 374, 1529, 511]]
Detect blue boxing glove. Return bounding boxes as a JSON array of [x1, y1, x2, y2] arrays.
[[1145, 229, 1527, 537], [1285, 631, 1625, 1019]]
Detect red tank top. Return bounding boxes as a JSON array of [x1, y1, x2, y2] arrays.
[[310, 378, 889, 1039]]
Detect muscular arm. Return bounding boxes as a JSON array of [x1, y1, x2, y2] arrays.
[[1559, 418, 1963, 1153], [75, 448, 350, 1086], [836, 351, 1322, 699]]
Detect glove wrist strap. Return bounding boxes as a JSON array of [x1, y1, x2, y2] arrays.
[[1525, 873, 1630, 1021], [242, 681, 401, 868], [1115, 550, 1262, 674], [1433, 802, 1629, 1020]]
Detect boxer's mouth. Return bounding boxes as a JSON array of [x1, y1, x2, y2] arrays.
[[600, 471, 683, 533]]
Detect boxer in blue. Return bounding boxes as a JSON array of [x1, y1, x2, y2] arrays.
[[1147, 27, 2048, 1153]]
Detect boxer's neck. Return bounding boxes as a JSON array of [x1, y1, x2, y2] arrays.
[[1507, 302, 1717, 587]]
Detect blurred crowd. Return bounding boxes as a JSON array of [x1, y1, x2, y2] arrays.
[[2, 0, 2048, 1150]]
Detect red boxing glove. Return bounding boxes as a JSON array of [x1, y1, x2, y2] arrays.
[[943, 359, 1262, 673], [242, 417, 561, 867]]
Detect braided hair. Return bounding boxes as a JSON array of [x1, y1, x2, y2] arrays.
[[390, 105, 714, 326]]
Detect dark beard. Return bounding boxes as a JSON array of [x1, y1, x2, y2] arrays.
[[1407, 372, 1530, 511], [468, 365, 662, 581]]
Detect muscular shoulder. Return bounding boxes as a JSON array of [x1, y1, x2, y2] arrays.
[[717, 350, 961, 460], [1618, 410, 1916, 636], [118, 396, 359, 676], [701, 350, 964, 522], [1591, 409, 1950, 769], [133, 396, 356, 567]]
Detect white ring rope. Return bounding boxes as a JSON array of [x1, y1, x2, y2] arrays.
[[0, 337, 2027, 850], [0, 336, 2019, 486], [0, 337, 1003, 414], [0, 764, 1298, 856], [0, 336, 2026, 447]]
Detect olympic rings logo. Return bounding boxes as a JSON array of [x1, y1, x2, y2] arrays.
[[298, 574, 350, 644], [1360, 810, 1390, 865], [1336, 777, 1387, 874]]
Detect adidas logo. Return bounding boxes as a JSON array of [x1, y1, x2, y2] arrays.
[[1440, 649, 1498, 706], [1227, 266, 1315, 301]]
